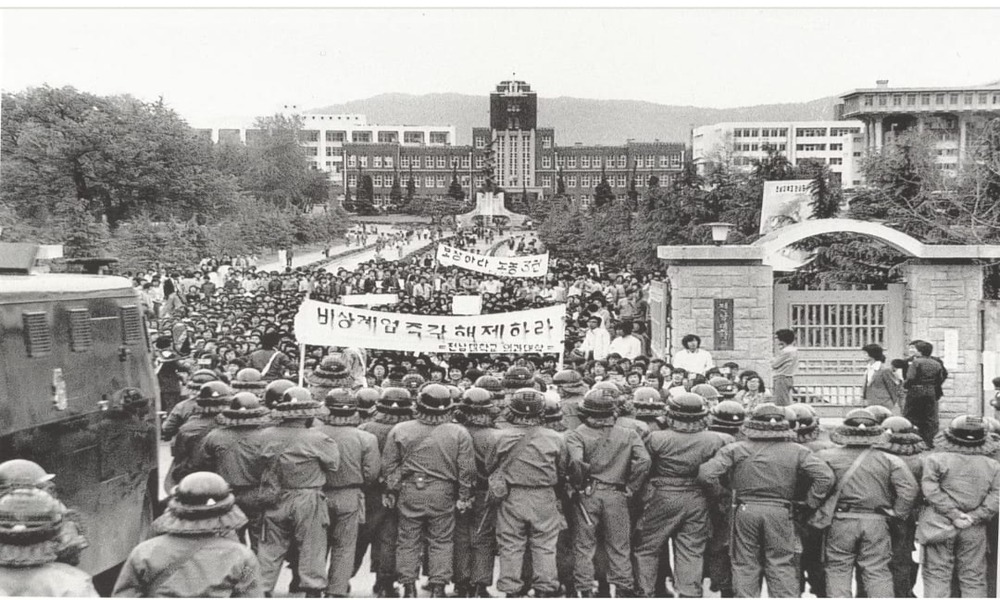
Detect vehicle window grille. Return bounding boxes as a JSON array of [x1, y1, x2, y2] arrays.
[[23, 311, 53, 357], [68, 308, 94, 352], [120, 305, 143, 345]]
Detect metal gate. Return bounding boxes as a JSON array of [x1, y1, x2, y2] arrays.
[[774, 283, 905, 416]]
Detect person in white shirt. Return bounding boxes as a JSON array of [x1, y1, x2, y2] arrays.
[[608, 322, 643, 360], [580, 315, 611, 361], [672, 334, 714, 376]]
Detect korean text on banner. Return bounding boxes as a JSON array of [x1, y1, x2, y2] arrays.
[[294, 299, 565, 354], [436, 243, 549, 278]]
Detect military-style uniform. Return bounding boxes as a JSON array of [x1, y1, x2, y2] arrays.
[[814, 410, 918, 598], [553, 370, 589, 432], [489, 389, 570, 597], [567, 390, 649, 597], [919, 417, 1000, 598], [787, 404, 836, 599], [318, 390, 381, 598], [198, 393, 273, 552], [357, 388, 413, 595], [635, 393, 728, 598], [113, 473, 261, 598], [167, 382, 233, 488], [256, 391, 341, 595], [382, 384, 475, 596], [874, 416, 926, 598], [703, 401, 745, 597], [698, 404, 834, 598]]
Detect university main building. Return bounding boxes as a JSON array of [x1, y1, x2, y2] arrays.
[[199, 80, 687, 209]]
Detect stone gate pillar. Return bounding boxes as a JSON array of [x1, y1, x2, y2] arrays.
[[659, 246, 775, 382], [900, 260, 984, 419]]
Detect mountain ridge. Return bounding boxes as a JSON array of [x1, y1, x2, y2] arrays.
[[308, 92, 842, 146]]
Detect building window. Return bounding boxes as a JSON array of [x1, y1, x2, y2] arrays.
[[436, 156, 446, 169], [461, 156, 470, 169], [360, 156, 368, 168], [348, 174, 357, 187], [385, 156, 394, 168], [950, 93, 959, 104], [542, 155, 552, 169], [378, 131, 399, 143], [907, 94, 916, 105], [658, 155, 668, 167], [778, 143, 787, 151], [795, 144, 827, 151], [568, 156, 577, 168], [556, 155, 565, 167], [425, 176, 434, 187], [567, 175, 577, 187], [424, 156, 433, 168], [670, 153, 681, 168], [301, 130, 320, 143], [325, 147, 336, 157], [580, 174, 590, 188], [373, 174, 383, 187], [864, 95, 873, 106], [542, 135, 552, 149], [475, 175, 484, 187], [475, 155, 484, 168], [618, 155, 626, 168], [581, 156, 590, 168], [304, 147, 318, 156], [614, 175, 625, 187], [436, 175, 446, 188], [892, 95, 902, 106], [401, 156, 410, 168], [352, 131, 372, 143], [541, 175, 552, 187], [878, 95, 887, 106], [829, 127, 861, 136], [348, 155, 357, 168], [979, 93, 988, 104], [404, 131, 425, 144], [964, 93, 973, 104], [373, 156, 382, 168], [829, 143, 843, 151], [475, 136, 486, 149], [936, 93, 945, 105], [326, 131, 346, 143], [796, 128, 828, 137], [921, 94, 930, 105], [430, 132, 449, 145], [829, 157, 843, 165]]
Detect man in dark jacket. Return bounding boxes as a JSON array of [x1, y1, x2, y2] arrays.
[[698, 403, 834, 598], [903, 340, 948, 446]]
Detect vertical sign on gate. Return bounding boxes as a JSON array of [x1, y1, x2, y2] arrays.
[[714, 298, 735, 351]]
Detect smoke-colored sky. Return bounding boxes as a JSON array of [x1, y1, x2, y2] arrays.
[[3, 7, 999, 125]]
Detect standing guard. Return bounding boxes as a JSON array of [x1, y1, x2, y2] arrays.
[[382, 383, 475, 598], [697, 403, 834, 598], [318, 388, 381, 598], [567, 388, 649, 598], [634, 392, 727, 598]]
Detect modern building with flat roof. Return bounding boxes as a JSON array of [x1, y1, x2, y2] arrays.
[[837, 79, 1000, 172], [692, 120, 866, 188]]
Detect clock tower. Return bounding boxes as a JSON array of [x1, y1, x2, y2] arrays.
[[489, 80, 537, 188]]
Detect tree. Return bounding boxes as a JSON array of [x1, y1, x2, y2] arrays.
[[447, 165, 465, 201], [342, 183, 354, 212], [403, 196, 470, 226], [556, 168, 566, 195], [354, 169, 376, 215], [479, 138, 500, 193], [237, 113, 329, 209], [627, 165, 639, 208], [389, 172, 403, 208], [1, 85, 239, 228], [752, 144, 796, 181], [405, 166, 416, 204], [593, 166, 615, 210]]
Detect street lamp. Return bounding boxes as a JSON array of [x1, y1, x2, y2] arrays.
[[707, 222, 734, 246]]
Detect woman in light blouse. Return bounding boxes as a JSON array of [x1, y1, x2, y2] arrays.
[[735, 374, 772, 412]]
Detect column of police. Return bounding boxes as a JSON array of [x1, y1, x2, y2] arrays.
[[3, 358, 1000, 598]]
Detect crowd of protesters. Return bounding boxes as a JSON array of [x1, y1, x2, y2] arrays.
[[3, 222, 999, 599]]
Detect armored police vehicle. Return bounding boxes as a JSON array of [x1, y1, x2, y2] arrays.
[[0, 243, 160, 592]]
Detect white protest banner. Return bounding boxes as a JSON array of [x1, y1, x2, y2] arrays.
[[436, 243, 549, 278], [452, 295, 482, 315], [340, 293, 399, 306], [294, 298, 565, 354]]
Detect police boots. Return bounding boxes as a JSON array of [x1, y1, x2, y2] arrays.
[[429, 583, 447, 598], [402, 583, 418, 598]]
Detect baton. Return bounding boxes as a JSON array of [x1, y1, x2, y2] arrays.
[[575, 494, 594, 526], [476, 500, 495, 535]]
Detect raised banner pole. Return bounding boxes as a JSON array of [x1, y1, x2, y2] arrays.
[[297, 343, 306, 387]]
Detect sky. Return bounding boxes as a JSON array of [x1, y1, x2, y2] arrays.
[[2, 7, 1000, 127]]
